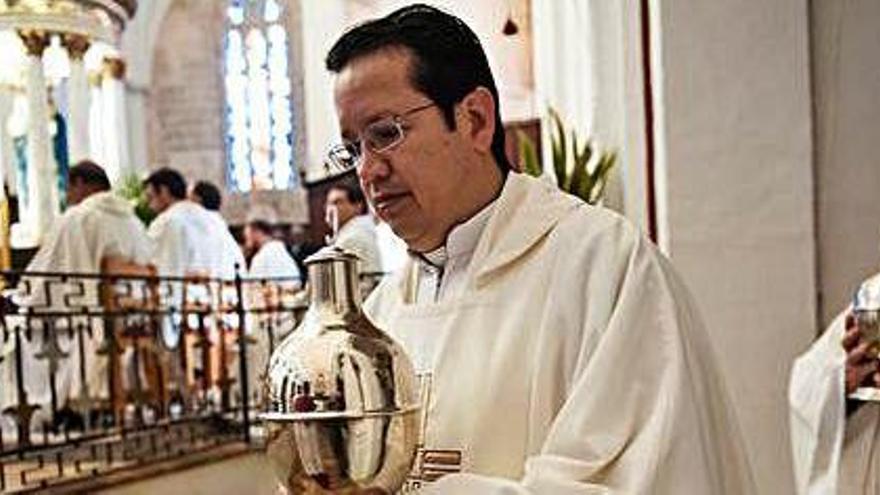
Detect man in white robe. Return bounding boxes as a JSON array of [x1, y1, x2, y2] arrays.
[[145, 169, 232, 279], [190, 180, 246, 280], [790, 272, 880, 494], [242, 206, 302, 387], [145, 167, 228, 356], [1, 161, 151, 434], [311, 5, 756, 493], [245, 206, 302, 284], [325, 182, 382, 277]]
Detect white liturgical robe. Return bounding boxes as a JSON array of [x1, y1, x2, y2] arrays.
[[207, 210, 246, 280], [336, 214, 382, 275], [148, 200, 228, 278], [790, 276, 880, 494], [249, 240, 301, 283], [26, 191, 151, 276], [364, 173, 755, 493], [1, 191, 151, 432]]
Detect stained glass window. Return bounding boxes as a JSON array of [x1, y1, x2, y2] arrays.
[[224, 0, 296, 192]]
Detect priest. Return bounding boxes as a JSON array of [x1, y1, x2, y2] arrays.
[[310, 4, 756, 494], [245, 205, 301, 285]]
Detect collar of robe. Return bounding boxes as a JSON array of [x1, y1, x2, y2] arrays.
[[396, 173, 581, 299], [470, 173, 581, 288]]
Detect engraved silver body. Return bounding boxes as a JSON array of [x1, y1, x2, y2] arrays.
[[262, 247, 418, 492]]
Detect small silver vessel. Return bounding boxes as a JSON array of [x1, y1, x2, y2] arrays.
[[262, 246, 418, 492], [849, 273, 880, 401]]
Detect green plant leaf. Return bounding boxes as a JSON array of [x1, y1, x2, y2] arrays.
[[115, 173, 156, 225], [573, 139, 593, 201], [589, 151, 617, 204], [516, 130, 542, 177], [541, 107, 618, 205], [549, 108, 567, 189]]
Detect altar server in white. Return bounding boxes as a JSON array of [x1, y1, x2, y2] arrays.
[[190, 180, 246, 280], [325, 181, 382, 276], [144, 168, 222, 278], [245, 205, 301, 285], [790, 272, 880, 494]]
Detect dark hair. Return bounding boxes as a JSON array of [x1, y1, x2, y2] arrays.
[[326, 3, 510, 174], [329, 181, 366, 209], [247, 220, 274, 236], [192, 181, 222, 211], [144, 167, 186, 200], [68, 160, 111, 191]]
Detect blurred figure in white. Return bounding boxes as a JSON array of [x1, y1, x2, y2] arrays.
[[245, 205, 302, 286], [189, 180, 246, 280], [144, 168, 216, 278], [242, 205, 301, 388], [2, 160, 151, 435], [325, 181, 382, 277]]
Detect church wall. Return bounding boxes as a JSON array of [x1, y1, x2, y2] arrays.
[[812, 0, 880, 328], [126, 0, 308, 225], [651, 0, 815, 493]]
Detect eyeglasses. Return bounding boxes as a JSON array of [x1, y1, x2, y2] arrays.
[[326, 102, 436, 172]]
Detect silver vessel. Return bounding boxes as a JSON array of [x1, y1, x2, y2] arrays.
[[261, 246, 418, 493], [849, 273, 880, 401]]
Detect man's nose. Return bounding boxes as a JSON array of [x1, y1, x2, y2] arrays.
[[357, 148, 391, 185]]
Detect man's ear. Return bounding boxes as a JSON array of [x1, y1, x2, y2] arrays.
[[457, 87, 496, 153]]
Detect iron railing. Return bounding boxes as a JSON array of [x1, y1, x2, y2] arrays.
[[0, 266, 310, 493]]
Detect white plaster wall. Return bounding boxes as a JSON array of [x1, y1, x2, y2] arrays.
[[355, 0, 534, 121], [651, 0, 815, 493], [531, 0, 649, 229], [812, 0, 880, 328]]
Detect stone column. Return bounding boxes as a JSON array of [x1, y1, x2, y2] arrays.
[[62, 34, 91, 164], [19, 29, 56, 247], [101, 56, 129, 185]]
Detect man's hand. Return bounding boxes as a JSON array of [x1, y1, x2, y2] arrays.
[[843, 313, 880, 395]]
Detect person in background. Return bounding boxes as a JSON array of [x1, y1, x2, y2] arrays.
[[325, 181, 382, 278], [242, 205, 302, 387], [189, 180, 247, 279], [2, 160, 151, 434], [145, 169, 220, 278], [245, 204, 302, 286]]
